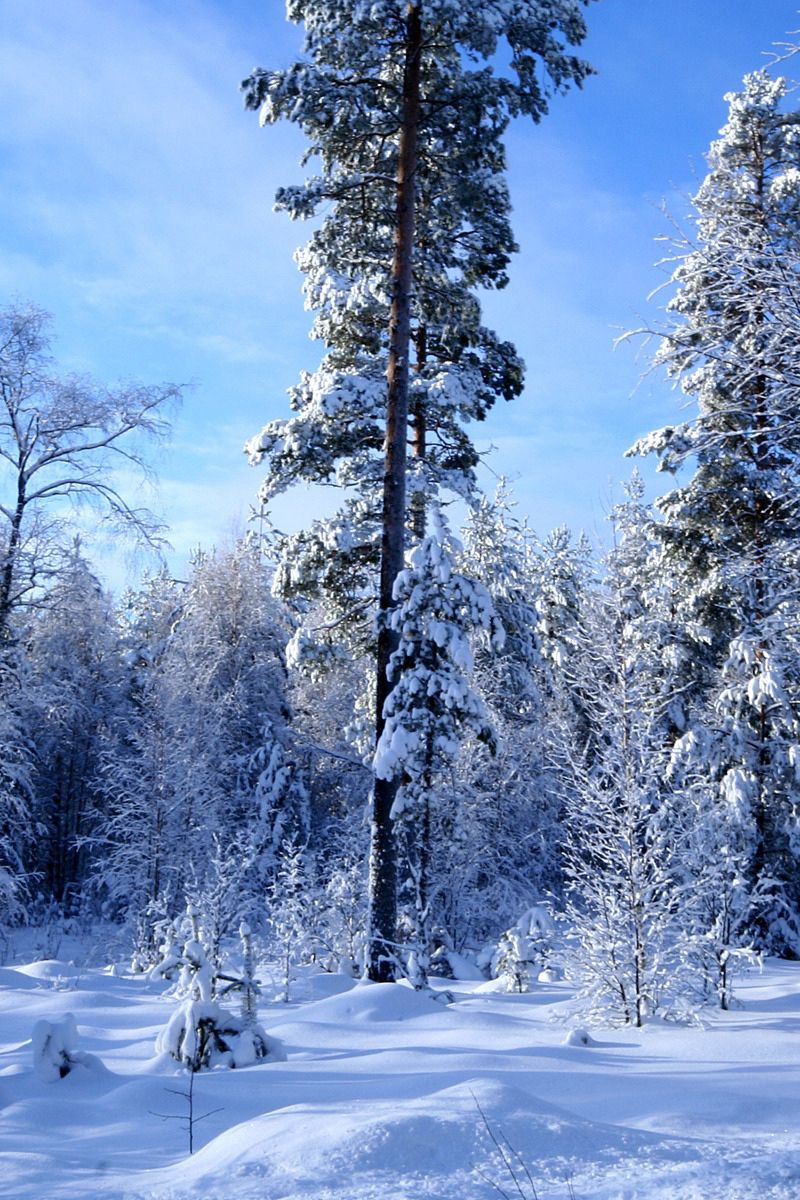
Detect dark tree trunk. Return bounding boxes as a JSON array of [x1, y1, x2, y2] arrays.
[[367, 1, 422, 982], [747, 146, 776, 925], [410, 324, 427, 540], [0, 480, 26, 645]]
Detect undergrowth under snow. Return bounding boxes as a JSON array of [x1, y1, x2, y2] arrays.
[[0, 937, 799, 1199]]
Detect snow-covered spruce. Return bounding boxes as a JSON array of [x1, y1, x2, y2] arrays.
[[155, 998, 285, 1071], [155, 918, 284, 1070], [373, 505, 504, 982], [269, 838, 313, 1003], [374, 507, 503, 793], [629, 71, 800, 955]]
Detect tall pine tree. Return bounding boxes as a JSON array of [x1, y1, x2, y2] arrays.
[[243, 0, 594, 980]]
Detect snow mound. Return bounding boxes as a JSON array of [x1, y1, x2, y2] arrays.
[[0, 966, 42, 991], [16, 960, 83, 981], [32, 1014, 110, 1082], [473, 974, 513, 994], [563, 1027, 597, 1046], [304, 972, 359, 1000], [132, 1076, 703, 1200], [3, 954, 800, 1199], [441, 950, 484, 980], [285, 980, 443, 1024]]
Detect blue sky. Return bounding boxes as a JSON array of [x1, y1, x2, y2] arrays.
[[1, 0, 798, 584]]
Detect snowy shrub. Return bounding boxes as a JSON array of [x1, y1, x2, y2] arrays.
[[131, 896, 177, 974], [148, 904, 214, 995], [146, 918, 183, 983], [270, 838, 313, 1002], [232, 922, 260, 1026], [563, 1027, 596, 1047], [425, 940, 484, 981], [155, 915, 284, 1070], [490, 907, 556, 993], [316, 856, 367, 976], [32, 1015, 100, 1082], [155, 997, 285, 1071]]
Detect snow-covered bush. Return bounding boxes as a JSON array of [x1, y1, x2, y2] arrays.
[[270, 838, 313, 1002], [146, 915, 183, 983], [489, 907, 556, 993], [154, 914, 284, 1070], [316, 855, 367, 976], [148, 904, 218, 994], [130, 896, 176, 974], [156, 996, 284, 1071], [32, 1015, 100, 1082]]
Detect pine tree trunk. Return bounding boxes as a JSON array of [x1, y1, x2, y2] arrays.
[[410, 324, 427, 540], [747, 145, 774, 927], [367, 2, 422, 982]]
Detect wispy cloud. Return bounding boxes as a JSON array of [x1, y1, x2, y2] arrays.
[[0, 0, 308, 363], [2, 0, 791, 581], [0, 0, 319, 577]]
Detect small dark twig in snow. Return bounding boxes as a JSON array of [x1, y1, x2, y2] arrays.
[[150, 1070, 223, 1155]]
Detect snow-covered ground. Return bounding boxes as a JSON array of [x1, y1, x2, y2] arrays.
[[0, 942, 799, 1199]]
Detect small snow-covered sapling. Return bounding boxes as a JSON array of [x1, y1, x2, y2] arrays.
[[32, 1015, 100, 1081]]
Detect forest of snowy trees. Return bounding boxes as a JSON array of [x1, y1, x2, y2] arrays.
[[2, 1, 800, 1030]]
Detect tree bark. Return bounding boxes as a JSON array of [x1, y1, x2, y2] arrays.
[[410, 324, 427, 540], [0, 480, 26, 645], [367, 2, 422, 982]]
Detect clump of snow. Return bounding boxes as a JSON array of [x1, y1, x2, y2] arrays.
[[440, 949, 484, 981], [563, 1027, 596, 1047], [538, 966, 561, 982]]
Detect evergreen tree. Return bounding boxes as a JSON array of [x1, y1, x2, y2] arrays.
[[270, 837, 312, 1003], [155, 906, 284, 1072], [373, 503, 503, 979], [431, 488, 556, 951], [243, 0, 594, 980], [630, 71, 800, 951]]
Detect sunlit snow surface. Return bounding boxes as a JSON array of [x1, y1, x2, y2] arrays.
[[0, 947, 799, 1199]]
